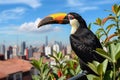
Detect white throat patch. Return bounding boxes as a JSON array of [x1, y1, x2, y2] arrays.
[[70, 19, 79, 34]]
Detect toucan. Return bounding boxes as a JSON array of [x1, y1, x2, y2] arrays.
[[38, 12, 106, 80]]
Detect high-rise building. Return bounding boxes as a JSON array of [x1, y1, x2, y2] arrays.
[[20, 41, 26, 56], [45, 46, 52, 56], [53, 41, 60, 54], [13, 45, 19, 57], [0, 44, 5, 54], [28, 45, 33, 58], [24, 48, 29, 59], [45, 36, 48, 46], [7, 46, 13, 59], [66, 45, 71, 54]]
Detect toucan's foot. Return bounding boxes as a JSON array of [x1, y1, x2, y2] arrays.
[[68, 70, 88, 80]]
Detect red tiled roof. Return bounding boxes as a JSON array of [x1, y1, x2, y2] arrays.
[[0, 58, 33, 78], [0, 72, 7, 78]]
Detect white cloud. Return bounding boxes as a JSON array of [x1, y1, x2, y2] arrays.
[[66, 0, 119, 13], [66, 0, 98, 13], [79, 6, 98, 12], [67, 0, 83, 7], [0, 7, 26, 22], [0, 0, 41, 8], [0, 18, 62, 35]]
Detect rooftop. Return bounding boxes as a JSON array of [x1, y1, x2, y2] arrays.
[[0, 58, 33, 78]]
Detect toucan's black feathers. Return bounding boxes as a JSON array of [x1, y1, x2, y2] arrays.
[[69, 13, 105, 75]]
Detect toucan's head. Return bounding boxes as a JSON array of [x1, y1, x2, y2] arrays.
[[38, 12, 87, 34]]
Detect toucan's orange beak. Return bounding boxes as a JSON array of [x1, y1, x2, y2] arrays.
[[38, 13, 69, 28]]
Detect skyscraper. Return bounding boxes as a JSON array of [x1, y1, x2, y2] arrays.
[[13, 45, 19, 57], [24, 48, 29, 59], [20, 41, 26, 56], [0, 44, 5, 54], [45, 46, 52, 56], [45, 36, 48, 46], [53, 41, 60, 54], [7, 46, 13, 59], [28, 45, 33, 58]]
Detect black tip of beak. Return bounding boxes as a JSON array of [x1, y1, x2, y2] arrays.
[[38, 17, 55, 28]]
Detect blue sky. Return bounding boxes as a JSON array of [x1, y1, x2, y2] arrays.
[[0, 0, 119, 46]]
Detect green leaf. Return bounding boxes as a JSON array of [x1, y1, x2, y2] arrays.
[[95, 48, 113, 62], [58, 52, 62, 59], [43, 68, 50, 76], [87, 74, 99, 80], [112, 4, 118, 14], [70, 69, 75, 75], [106, 24, 115, 34], [97, 64, 103, 75], [103, 70, 113, 80], [32, 75, 40, 80], [39, 57, 43, 66], [75, 65, 81, 74], [88, 23, 92, 30], [49, 54, 60, 64], [117, 9, 120, 16], [110, 43, 120, 63], [115, 50, 120, 61], [102, 59, 108, 74], [52, 65, 60, 69], [92, 61, 100, 67], [98, 28, 104, 32], [31, 59, 41, 71], [58, 76, 66, 80], [95, 18, 102, 26], [88, 62, 98, 75]]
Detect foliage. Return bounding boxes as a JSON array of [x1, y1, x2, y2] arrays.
[[94, 4, 120, 46], [49, 51, 81, 80], [88, 4, 120, 80], [31, 57, 52, 80], [31, 52, 81, 80]]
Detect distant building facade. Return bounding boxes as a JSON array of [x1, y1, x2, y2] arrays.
[[7, 46, 13, 59], [53, 42, 60, 53], [0, 44, 5, 54], [45, 46, 52, 56], [28, 46, 33, 58], [13, 45, 19, 57], [20, 41, 26, 56], [45, 36, 48, 46], [66, 45, 71, 54]]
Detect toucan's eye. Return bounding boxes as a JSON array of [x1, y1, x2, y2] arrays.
[[68, 15, 74, 20]]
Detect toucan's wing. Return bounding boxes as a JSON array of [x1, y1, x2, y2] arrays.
[[70, 28, 104, 63]]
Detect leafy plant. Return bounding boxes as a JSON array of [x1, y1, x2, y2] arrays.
[[88, 4, 120, 80], [31, 57, 52, 80], [49, 51, 81, 80], [94, 4, 120, 46]]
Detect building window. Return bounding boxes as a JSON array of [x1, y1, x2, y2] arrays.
[[14, 72, 22, 80], [16, 73, 22, 80], [8, 74, 14, 80]]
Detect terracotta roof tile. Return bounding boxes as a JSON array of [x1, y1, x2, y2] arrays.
[[0, 58, 33, 78]]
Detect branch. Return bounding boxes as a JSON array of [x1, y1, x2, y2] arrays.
[[105, 33, 118, 42]]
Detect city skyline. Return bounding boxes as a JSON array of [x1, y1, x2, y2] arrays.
[[0, 0, 119, 46]]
